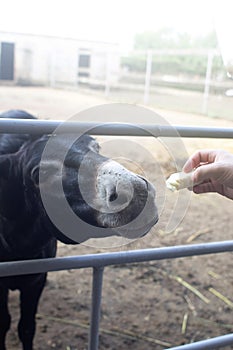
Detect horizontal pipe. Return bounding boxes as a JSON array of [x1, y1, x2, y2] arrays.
[[0, 241, 233, 277], [166, 333, 233, 350], [0, 118, 233, 138]]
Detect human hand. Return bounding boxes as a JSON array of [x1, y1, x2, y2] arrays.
[[183, 149, 233, 200]]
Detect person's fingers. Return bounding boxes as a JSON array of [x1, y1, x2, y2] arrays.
[[193, 179, 223, 194], [193, 183, 216, 194], [192, 163, 224, 184], [183, 149, 218, 173], [223, 187, 233, 200], [193, 182, 233, 199]]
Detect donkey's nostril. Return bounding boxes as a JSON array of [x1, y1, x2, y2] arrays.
[[107, 185, 130, 207], [109, 189, 118, 202]]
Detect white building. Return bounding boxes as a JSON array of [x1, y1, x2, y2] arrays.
[[0, 31, 120, 88]]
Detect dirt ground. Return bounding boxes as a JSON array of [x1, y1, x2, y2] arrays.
[[1, 86, 233, 349]]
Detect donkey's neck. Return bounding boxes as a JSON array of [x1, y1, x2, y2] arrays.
[[0, 179, 54, 260]]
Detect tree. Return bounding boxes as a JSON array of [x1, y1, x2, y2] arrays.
[[134, 28, 218, 50], [122, 28, 223, 80]]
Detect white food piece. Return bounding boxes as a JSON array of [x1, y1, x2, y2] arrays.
[[166, 171, 194, 191]]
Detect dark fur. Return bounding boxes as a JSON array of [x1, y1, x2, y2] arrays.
[[0, 110, 103, 350], [0, 110, 157, 350]]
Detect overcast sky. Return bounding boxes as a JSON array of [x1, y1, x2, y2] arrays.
[[0, 0, 218, 49]]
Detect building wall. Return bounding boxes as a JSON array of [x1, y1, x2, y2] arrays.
[[0, 32, 120, 87]]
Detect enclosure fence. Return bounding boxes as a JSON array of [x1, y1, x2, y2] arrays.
[[1, 118, 233, 350]]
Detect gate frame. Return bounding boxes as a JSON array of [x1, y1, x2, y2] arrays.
[[0, 118, 232, 350]]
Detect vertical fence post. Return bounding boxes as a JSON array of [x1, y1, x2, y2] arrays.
[[88, 267, 104, 350], [143, 50, 152, 105], [48, 51, 55, 88], [76, 48, 80, 89], [105, 52, 111, 97], [202, 50, 214, 115]]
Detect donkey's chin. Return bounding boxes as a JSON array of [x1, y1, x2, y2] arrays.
[[98, 214, 159, 240], [117, 216, 159, 239]]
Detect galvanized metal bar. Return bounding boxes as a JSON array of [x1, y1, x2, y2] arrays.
[[166, 333, 233, 350], [88, 267, 104, 350], [0, 118, 233, 138], [0, 241, 233, 277], [202, 51, 214, 115], [0, 118, 232, 350], [144, 50, 152, 104]]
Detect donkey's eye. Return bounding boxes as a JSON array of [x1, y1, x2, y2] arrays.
[[31, 166, 39, 185]]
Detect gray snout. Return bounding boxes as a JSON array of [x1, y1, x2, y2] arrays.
[[95, 159, 158, 239], [96, 161, 155, 214], [97, 161, 135, 213]]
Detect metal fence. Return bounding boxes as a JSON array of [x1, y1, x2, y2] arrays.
[[1, 118, 233, 350]]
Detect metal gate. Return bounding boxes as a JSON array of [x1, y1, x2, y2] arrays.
[[0, 118, 233, 350]]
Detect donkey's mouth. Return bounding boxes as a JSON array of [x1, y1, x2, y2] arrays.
[[140, 216, 159, 237]]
